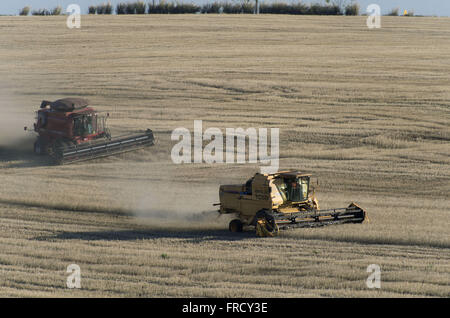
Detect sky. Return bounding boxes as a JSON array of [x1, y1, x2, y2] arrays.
[[1, 0, 449, 17]]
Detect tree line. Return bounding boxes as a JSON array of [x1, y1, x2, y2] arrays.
[[18, 1, 362, 16]]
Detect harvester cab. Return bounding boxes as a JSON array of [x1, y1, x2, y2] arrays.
[[28, 98, 154, 164], [218, 171, 366, 237], [34, 99, 109, 145], [270, 173, 311, 206]]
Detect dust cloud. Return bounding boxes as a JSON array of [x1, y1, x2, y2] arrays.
[[133, 181, 227, 227], [0, 94, 35, 159]]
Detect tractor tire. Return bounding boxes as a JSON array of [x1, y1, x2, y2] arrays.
[[51, 139, 71, 164], [229, 219, 243, 233], [255, 209, 279, 237], [34, 138, 47, 155]]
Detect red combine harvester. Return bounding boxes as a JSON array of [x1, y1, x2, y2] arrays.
[[26, 98, 154, 164]]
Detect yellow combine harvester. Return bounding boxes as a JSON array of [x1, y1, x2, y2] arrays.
[[217, 171, 367, 237]]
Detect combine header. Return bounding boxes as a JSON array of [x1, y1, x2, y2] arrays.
[[217, 171, 367, 237], [26, 98, 154, 164]]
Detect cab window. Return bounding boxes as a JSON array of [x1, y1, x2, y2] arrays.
[[275, 177, 309, 202]]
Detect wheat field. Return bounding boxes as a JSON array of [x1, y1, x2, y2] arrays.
[[0, 15, 449, 297]]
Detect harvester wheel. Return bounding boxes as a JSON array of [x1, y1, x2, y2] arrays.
[[51, 140, 70, 164], [229, 219, 243, 233], [255, 209, 279, 237], [34, 138, 47, 155]]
